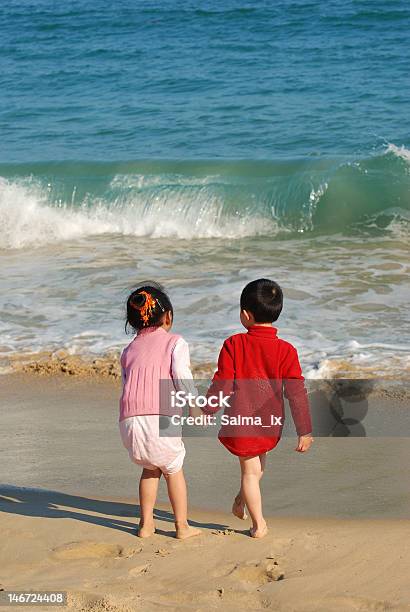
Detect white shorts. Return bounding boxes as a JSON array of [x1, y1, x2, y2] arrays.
[[119, 415, 185, 475]]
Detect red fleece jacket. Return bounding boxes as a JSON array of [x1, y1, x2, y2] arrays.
[[206, 325, 312, 457]]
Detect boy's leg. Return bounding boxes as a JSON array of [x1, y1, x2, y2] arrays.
[[233, 453, 266, 520], [163, 469, 201, 539], [239, 454, 268, 538], [260, 452, 266, 475], [232, 488, 247, 519], [138, 467, 162, 537]]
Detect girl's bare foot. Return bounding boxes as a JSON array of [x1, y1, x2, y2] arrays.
[[250, 521, 268, 539], [175, 522, 202, 540], [137, 520, 156, 538], [232, 495, 248, 520]]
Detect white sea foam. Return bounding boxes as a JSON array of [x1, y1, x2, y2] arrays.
[[385, 142, 410, 163], [0, 177, 277, 250], [0, 178, 113, 249], [305, 338, 410, 380]]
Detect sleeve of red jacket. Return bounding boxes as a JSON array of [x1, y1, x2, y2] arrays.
[[282, 346, 312, 436], [203, 339, 235, 414]]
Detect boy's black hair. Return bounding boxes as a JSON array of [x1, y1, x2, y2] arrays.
[[125, 281, 173, 333], [240, 278, 283, 323]]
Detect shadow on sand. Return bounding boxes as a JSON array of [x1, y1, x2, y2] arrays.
[[0, 485, 230, 538]]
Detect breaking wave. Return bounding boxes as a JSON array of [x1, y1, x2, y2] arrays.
[[0, 144, 409, 249]]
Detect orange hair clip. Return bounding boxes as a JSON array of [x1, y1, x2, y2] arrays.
[[133, 290, 157, 326]]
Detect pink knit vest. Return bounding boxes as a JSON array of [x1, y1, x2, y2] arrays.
[[119, 326, 181, 421]]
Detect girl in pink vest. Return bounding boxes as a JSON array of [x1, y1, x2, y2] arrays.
[[119, 282, 201, 540]]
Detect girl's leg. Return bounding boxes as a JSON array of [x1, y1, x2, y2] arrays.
[[239, 454, 268, 538], [138, 467, 161, 538], [163, 469, 201, 539]]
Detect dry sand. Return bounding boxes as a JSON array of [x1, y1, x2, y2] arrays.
[[1, 490, 410, 612]]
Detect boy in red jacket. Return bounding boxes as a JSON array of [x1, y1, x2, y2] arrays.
[[205, 278, 313, 538]]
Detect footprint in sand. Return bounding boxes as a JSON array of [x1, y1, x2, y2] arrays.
[[52, 541, 124, 560], [227, 559, 284, 585], [265, 560, 285, 582], [212, 529, 236, 536], [52, 541, 143, 561], [118, 546, 143, 559], [128, 563, 150, 577], [155, 548, 171, 557]]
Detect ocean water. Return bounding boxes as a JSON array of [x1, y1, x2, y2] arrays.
[[0, 0, 409, 378]]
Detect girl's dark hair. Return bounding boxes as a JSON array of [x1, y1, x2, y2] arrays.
[[125, 281, 173, 333], [240, 278, 283, 323]]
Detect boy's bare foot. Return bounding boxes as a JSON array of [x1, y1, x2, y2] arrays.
[[175, 523, 202, 540], [250, 522, 268, 539], [232, 496, 248, 520], [137, 521, 156, 538]]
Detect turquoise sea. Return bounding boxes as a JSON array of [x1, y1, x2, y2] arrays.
[[0, 0, 409, 377]]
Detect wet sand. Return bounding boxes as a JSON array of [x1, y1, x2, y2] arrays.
[[0, 373, 409, 518]]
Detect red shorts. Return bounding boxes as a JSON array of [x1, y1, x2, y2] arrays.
[[218, 435, 280, 457]]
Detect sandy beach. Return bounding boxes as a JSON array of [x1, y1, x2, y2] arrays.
[[2, 490, 410, 612], [1, 373, 410, 611]]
